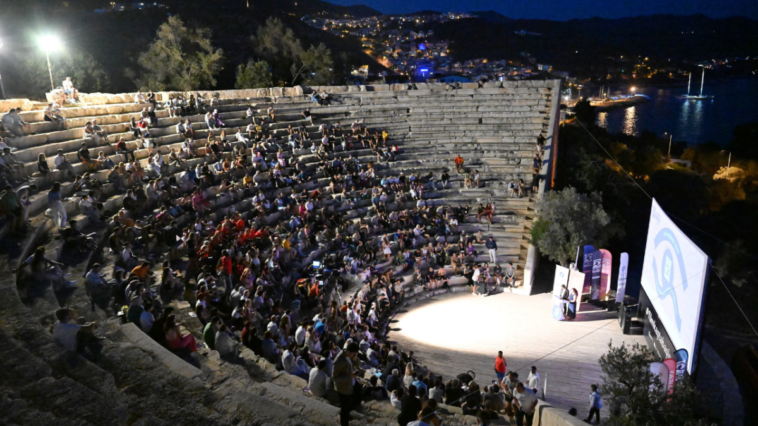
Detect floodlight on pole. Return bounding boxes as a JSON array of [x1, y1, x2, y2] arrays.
[[38, 35, 63, 91]]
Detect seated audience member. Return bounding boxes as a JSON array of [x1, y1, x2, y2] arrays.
[[2, 109, 26, 137], [62, 77, 79, 102], [164, 314, 197, 352], [44, 103, 66, 129], [52, 307, 100, 356]]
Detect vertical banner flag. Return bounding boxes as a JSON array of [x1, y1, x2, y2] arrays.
[[674, 349, 689, 382], [599, 249, 612, 301], [649, 362, 671, 393], [616, 253, 629, 303], [567, 270, 586, 314], [582, 245, 595, 294], [663, 358, 677, 394], [591, 250, 603, 300], [552, 266, 570, 320]]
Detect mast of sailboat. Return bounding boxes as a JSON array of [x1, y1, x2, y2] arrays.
[[700, 68, 705, 97], [687, 73, 691, 96]]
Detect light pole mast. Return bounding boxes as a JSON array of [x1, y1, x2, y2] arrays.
[[0, 41, 5, 99], [45, 48, 55, 90]]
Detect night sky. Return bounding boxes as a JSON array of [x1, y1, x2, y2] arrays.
[[328, 0, 758, 21]]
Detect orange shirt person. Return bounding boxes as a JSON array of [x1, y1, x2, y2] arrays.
[[495, 350, 507, 386], [132, 261, 152, 281], [454, 154, 465, 173], [309, 282, 320, 298]]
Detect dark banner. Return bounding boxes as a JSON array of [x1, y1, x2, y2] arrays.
[[590, 249, 603, 300], [582, 245, 595, 295]]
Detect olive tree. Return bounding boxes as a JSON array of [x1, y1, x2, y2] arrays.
[[235, 60, 273, 89], [136, 16, 223, 90], [599, 342, 712, 426], [530, 187, 620, 266], [250, 17, 333, 86]]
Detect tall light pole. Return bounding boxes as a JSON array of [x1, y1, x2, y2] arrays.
[[724, 150, 732, 179], [0, 40, 5, 99], [45, 48, 54, 90], [664, 132, 672, 157], [38, 35, 62, 91]]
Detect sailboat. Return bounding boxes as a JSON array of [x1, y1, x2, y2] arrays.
[[677, 69, 714, 100]]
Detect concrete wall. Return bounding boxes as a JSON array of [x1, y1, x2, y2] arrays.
[[535, 400, 588, 426], [0, 98, 38, 113], [38, 80, 559, 107], [523, 79, 562, 294]]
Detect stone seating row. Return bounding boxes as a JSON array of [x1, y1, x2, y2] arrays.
[[20, 135, 536, 221], [17, 88, 548, 230], [20, 141, 539, 241], [21, 120, 538, 192], [23, 141, 536, 235], [45, 82, 553, 106], [11, 92, 547, 167], [18, 102, 542, 184], [9, 82, 555, 425]]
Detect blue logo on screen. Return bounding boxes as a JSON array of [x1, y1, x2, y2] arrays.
[[651, 228, 688, 331]]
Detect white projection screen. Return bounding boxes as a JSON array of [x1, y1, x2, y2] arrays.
[[641, 199, 710, 373]]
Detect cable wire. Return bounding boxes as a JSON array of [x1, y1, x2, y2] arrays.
[[513, 319, 616, 373], [574, 120, 758, 262], [576, 120, 653, 200], [712, 269, 758, 337], [572, 120, 758, 335]]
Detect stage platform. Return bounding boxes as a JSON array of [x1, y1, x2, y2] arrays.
[[388, 291, 647, 415]]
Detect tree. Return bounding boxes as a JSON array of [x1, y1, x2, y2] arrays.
[[291, 43, 333, 86], [531, 187, 620, 266], [574, 98, 596, 125], [235, 60, 273, 89], [599, 342, 710, 426], [251, 17, 333, 86], [630, 144, 664, 178], [136, 16, 223, 91], [14, 51, 110, 98]]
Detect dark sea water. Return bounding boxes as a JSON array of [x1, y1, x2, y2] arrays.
[[594, 78, 758, 145]]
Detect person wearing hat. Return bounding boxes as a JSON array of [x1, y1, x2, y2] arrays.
[[333, 342, 361, 426]]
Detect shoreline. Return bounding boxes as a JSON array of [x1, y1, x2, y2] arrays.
[[566, 95, 649, 111], [591, 96, 649, 111]]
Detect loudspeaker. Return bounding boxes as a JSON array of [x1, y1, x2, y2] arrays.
[[618, 302, 633, 334]]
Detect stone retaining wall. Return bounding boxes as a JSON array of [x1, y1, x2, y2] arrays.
[[535, 400, 588, 426], [34, 80, 557, 109]]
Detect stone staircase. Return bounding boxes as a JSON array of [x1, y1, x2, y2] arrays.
[[2, 81, 560, 425]]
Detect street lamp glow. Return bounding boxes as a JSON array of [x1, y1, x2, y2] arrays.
[[38, 35, 63, 52]]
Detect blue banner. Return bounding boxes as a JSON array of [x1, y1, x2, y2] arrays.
[[591, 250, 603, 300], [582, 245, 595, 294]]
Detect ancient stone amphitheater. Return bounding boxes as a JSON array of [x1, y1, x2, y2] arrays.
[[0, 81, 562, 425]]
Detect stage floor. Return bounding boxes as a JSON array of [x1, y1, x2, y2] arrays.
[[388, 291, 647, 415]]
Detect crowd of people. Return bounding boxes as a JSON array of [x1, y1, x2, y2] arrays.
[[5, 82, 561, 426]]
